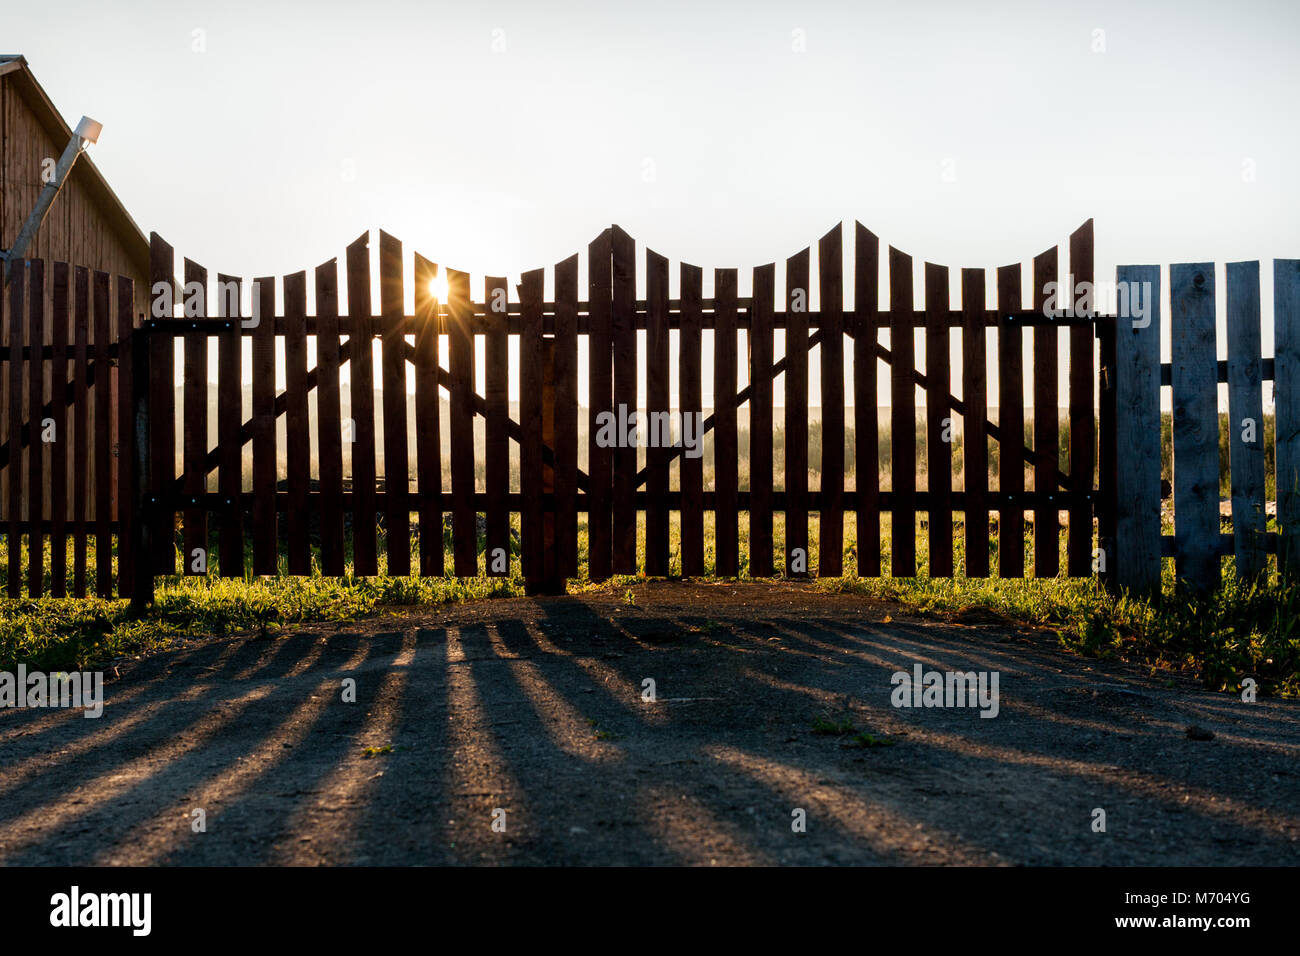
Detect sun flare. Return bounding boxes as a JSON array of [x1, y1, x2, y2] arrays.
[[428, 273, 450, 302]]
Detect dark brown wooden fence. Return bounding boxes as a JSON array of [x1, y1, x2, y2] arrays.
[[9, 219, 1295, 603], [129, 220, 1103, 595]]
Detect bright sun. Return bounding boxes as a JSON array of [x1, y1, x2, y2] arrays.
[[428, 273, 450, 302]]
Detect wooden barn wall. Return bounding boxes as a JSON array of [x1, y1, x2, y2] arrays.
[[1, 72, 148, 530]]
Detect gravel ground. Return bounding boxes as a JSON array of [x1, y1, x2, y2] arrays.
[[1, 581, 1297, 866]]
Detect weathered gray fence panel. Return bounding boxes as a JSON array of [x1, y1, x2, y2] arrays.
[[1169, 263, 1220, 593], [1226, 261, 1266, 580], [1275, 259, 1300, 578], [1114, 265, 1162, 596]]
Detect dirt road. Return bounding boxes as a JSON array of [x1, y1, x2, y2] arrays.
[[1, 582, 1297, 866]]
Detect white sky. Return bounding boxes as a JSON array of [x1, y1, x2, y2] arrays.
[[8, 0, 1300, 407]]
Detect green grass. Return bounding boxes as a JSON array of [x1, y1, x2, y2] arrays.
[[1, 509, 1297, 699]]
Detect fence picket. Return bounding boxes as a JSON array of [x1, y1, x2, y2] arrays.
[[484, 275, 509, 576], [1068, 221, 1096, 576], [645, 248, 670, 576], [889, 247, 916, 577], [93, 270, 112, 597], [379, 232, 409, 576], [283, 270, 311, 574], [1273, 259, 1300, 577], [6, 266, 24, 597], [680, 263, 705, 576], [72, 267, 89, 596], [819, 225, 844, 576], [714, 267, 739, 576], [554, 255, 580, 578], [448, 268, 477, 577], [1170, 262, 1219, 593], [116, 275, 136, 597], [1226, 261, 1266, 581], [315, 262, 345, 575], [996, 264, 1024, 578], [28, 259, 46, 596], [216, 274, 244, 578], [611, 226, 637, 573], [785, 248, 810, 576], [413, 255, 443, 577], [587, 230, 613, 580], [1032, 246, 1059, 578], [925, 262, 953, 577], [148, 234, 176, 575], [962, 267, 989, 577], [519, 268, 545, 582], [250, 274, 277, 575], [50, 262, 69, 596], [1113, 265, 1162, 595], [181, 258, 208, 577], [748, 261, 775, 577], [854, 224, 880, 577], [346, 234, 378, 576]]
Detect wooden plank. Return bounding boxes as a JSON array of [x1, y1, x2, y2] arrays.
[[378, 231, 409, 576], [50, 262, 68, 596], [714, 267, 739, 576], [283, 270, 311, 574], [1114, 265, 1162, 595], [1067, 220, 1096, 576], [610, 226, 637, 573], [925, 262, 953, 577], [854, 224, 880, 577], [1033, 246, 1059, 578], [1275, 259, 1300, 578], [315, 261, 345, 575], [148, 234, 175, 575], [345, 234, 378, 576], [554, 255, 580, 578], [785, 248, 810, 576], [483, 275, 509, 575], [6, 263, 22, 597], [448, 268, 476, 577], [1169, 262, 1219, 594], [215, 274, 243, 578], [1226, 261, 1266, 581], [72, 268, 88, 596], [889, 247, 916, 577], [962, 267, 989, 577], [996, 264, 1024, 578], [645, 248, 670, 576], [27, 259, 44, 595], [586, 230, 613, 580], [748, 262, 774, 577], [819, 224, 844, 577], [680, 263, 705, 576], [412, 255, 443, 577], [115, 275, 135, 598], [250, 275, 277, 575], [93, 270, 112, 596], [519, 268, 545, 582], [181, 259, 208, 575]]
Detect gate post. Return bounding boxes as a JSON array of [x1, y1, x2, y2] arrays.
[[128, 324, 154, 611]]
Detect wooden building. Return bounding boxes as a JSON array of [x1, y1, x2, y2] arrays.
[[1, 54, 147, 280], [1, 54, 149, 529]]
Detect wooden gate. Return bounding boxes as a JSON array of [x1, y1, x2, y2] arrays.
[[119, 220, 1103, 596]]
